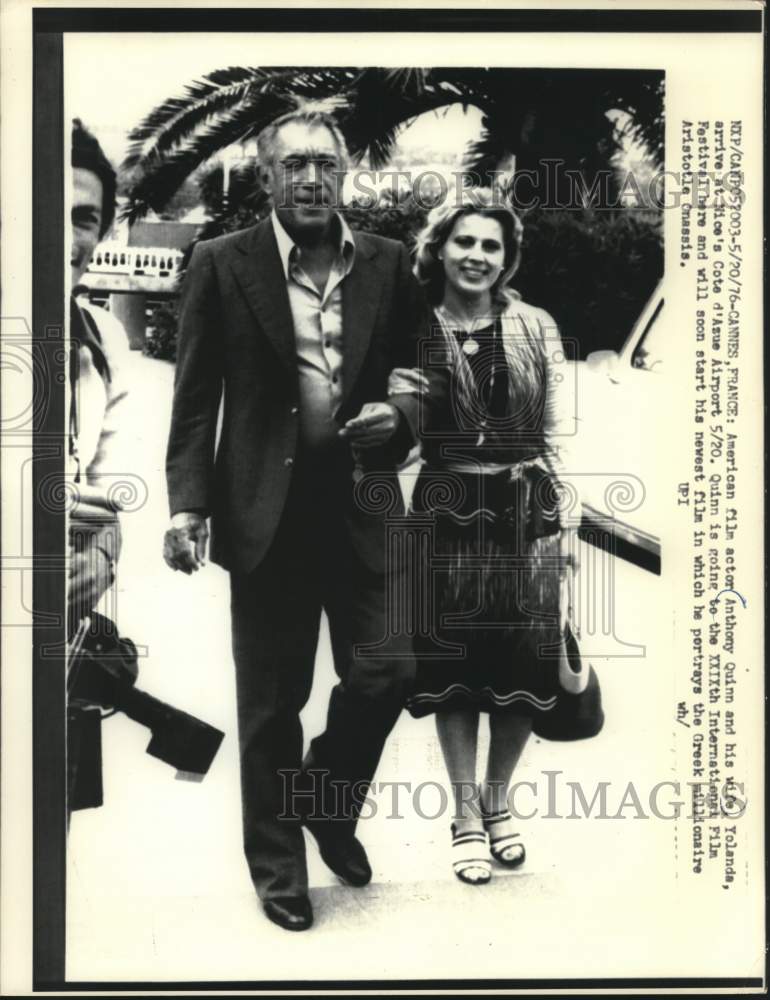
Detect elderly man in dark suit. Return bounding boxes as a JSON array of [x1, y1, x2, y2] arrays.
[[163, 109, 427, 931]]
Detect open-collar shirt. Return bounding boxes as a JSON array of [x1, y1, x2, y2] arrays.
[[271, 210, 356, 452]]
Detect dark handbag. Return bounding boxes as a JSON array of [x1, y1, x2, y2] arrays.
[[524, 462, 562, 542], [498, 461, 562, 545], [532, 567, 605, 741]]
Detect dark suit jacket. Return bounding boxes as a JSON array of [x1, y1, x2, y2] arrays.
[[166, 217, 429, 575]]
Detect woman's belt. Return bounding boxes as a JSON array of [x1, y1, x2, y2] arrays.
[[417, 457, 562, 541], [428, 457, 543, 475]]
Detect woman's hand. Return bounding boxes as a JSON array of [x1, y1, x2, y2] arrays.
[[387, 367, 430, 397]]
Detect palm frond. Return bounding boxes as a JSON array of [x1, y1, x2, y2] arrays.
[[123, 67, 349, 174], [343, 69, 491, 168], [609, 76, 665, 164], [123, 67, 263, 170], [119, 63, 663, 224], [381, 67, 428, 95], [462, 119, 514, 183], [122, 67, 360, 220], [122, 98, 293, 223]]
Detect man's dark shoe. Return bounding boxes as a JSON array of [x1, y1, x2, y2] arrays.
[[263, 895, 313, 931], [303, 818, 372, 887]]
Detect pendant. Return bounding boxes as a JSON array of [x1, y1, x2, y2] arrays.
[[462, 337, 480, 356]]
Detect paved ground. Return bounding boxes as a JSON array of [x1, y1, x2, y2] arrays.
[[65, 353, 722, 984]]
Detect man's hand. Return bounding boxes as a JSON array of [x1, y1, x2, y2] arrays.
[[339, 402, 401, 449], [69, 544, 115, 613], [164, 512, 209, 574]]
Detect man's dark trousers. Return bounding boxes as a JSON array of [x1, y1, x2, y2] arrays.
[[230, 446, 411, 901]]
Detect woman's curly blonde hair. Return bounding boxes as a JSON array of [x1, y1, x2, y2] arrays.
[[413, 188, 524, 305]]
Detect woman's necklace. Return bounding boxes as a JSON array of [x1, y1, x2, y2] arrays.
[[437, 303, 502, 446], [436, 303, 489, 357]]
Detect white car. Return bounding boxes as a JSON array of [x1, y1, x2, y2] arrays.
[[568, 282, 664, 575]]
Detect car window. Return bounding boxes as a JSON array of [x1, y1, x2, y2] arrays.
[[631, 298, 664, 371]]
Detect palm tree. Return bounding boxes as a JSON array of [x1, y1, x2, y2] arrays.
[[121, 66, 663, 221]]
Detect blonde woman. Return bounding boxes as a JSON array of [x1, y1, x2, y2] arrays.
[[392, 189, 579, 885]]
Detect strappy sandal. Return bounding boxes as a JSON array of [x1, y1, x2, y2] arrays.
[[450, 823, 492, 885], [482, 810, 526, 868]]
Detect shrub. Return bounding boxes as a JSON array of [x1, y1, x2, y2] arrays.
[[344, 195, 428, 249], [144, 304, 179, 362], [514, 207, 662, 358]]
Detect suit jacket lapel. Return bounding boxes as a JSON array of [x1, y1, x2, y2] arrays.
[[229, 220, 296, 371], [341, 233, 383, 407], [228, 220, 384, 394]]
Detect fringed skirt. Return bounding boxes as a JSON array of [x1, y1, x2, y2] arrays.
[[406, 462, 564, 719]]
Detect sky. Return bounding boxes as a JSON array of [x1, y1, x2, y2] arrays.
[[65, 33, 485, 171]]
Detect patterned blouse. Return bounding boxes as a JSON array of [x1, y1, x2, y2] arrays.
[[412, 293, 577, 524]]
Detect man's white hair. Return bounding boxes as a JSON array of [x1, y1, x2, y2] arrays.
[[256, 100, 350, 170]]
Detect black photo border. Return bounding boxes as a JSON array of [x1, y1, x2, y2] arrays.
[[31, 3, 764, 992]]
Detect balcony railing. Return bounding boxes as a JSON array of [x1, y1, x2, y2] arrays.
[[87, 243, 184, 280]]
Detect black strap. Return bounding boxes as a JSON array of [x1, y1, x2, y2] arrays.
[[71, 298, 110, 383], [69, 298, 111, 482]]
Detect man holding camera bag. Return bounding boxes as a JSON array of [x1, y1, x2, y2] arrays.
[[67, 120, 132, 813], [67, 121, 225, 815]]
